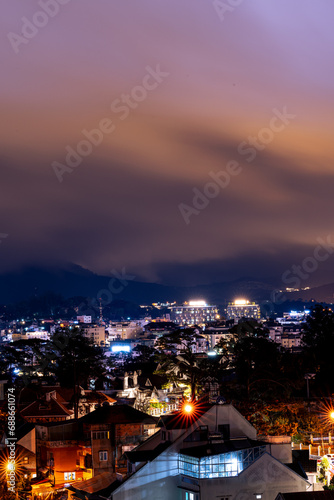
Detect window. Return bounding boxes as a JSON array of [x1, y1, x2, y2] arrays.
[[99, 451, 108, 461], [185, 492, 198, 500], [23, 456, 29, 464], [92, 431, 110, 440], [64, 472, 76, 480], [179, 446, 266, 479]]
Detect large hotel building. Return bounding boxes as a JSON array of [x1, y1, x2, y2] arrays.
[[170, 301, 219, 326], [226, 299, 261, 321]]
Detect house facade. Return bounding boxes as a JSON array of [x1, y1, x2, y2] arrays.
[[111, 404, 311, 500]]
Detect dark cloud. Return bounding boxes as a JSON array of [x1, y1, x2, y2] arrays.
[[1, 1, 334, 288]]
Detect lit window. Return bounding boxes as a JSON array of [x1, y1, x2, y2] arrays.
[[99, 451, 108, 461], [185, 492, 197, 500], [93, 431, 110, 440], [179, 447, 266, 479], [64, 472, 76, 481]]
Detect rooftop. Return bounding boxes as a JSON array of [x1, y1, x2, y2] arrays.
[[80, 404, 157, 425], [180, 438, 267, 458]]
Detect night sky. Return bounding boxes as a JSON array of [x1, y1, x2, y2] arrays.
[[1, 1, 334, 287]]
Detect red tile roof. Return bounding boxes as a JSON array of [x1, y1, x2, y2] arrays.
[[20, 396, 73, 419]]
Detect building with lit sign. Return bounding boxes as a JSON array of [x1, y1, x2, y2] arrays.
[[226, 299, 261, 321], [111, 343, 131, 353], [170, 301, 218, 326]]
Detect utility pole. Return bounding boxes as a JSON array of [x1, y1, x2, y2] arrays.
[[99, 298, 103, 326], [304, 373, 315, 398]]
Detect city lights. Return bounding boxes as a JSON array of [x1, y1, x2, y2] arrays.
[[207, 350, 217, 356], [111, 345, 130, 353]]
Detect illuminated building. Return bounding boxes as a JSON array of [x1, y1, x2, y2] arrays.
[[203, 325, 233, 349], [116, 371, 183, 416], [34, 405, 156, 490], [82, 324, 106, 346], [35, 420, 93, 489], [226, 299, 261, 321], [80, 405, 157, 475], [110, 341, 132, 353], [170, 301, 218, 326], [111, 404, 310, 499], [106, 321, 143, 341]]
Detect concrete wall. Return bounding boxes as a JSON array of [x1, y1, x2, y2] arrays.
[[113, 449, 180, 500], [192, 404, 257, 440]]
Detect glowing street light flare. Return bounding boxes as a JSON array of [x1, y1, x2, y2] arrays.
[[7, 462, 15, 471], [0, 450, 25, 482], [318, 401, 334, 430], [183, 403, 193, 414], [167, 398, 208, 429]]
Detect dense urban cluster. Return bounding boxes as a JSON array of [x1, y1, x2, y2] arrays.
[[1, 298, 334, 499]]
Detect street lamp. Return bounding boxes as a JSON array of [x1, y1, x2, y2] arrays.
[[7, 461, 15, 472], [183, 403, 194, 415]]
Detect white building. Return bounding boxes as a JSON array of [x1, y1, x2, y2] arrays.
[[11, 330, 50, 341], [106, 321, 143, 342], [111, 404, 311, 500], [267, 323, 303, 351], [170, 301, 218, 326], [226, 299, 261, 321], [203, 326, 233, 349], [77, 315, 92, 324]]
